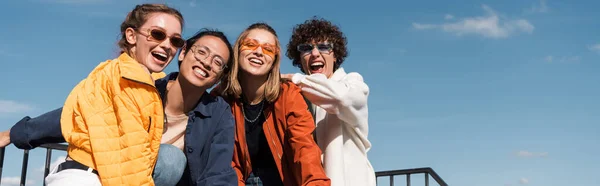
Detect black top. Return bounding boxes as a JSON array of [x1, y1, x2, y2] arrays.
[[243, 99, 284, 186]]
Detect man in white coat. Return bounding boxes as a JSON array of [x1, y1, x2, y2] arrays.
[[282, 17, 376, 186]]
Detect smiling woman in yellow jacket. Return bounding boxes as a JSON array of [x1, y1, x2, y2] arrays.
[[49, 4, 185, 186]]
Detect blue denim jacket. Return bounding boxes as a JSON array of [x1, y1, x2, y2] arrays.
[[9, 72, 237, 186]]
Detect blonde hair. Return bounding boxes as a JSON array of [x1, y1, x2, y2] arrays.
[[218, 23, 281, 103]]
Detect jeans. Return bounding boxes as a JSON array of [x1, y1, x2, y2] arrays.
[[245, 172, 263, 186], [153, 144, 187, 186], [245, 169, 284, 186]]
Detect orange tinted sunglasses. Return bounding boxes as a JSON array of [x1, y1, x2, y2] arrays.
[[240, 39, 278, 58]]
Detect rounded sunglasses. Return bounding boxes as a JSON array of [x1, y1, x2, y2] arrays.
[[137, 28, 185, 48]]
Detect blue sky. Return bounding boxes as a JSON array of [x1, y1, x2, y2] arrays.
[[1, 0, 599, 185]]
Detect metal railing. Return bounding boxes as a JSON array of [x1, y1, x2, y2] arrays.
[[0, 143, 68, 186], [376, 167, 448, 186], [1, 144, 448, 186]]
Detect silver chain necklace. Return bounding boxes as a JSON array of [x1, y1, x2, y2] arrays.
[[242, 101, 264, 123]]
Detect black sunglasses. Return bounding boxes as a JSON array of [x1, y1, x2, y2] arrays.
[[297, 43, 334, 54]]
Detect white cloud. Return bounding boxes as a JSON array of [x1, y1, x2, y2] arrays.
[[588, 44, 600, 53], [412, 5, 534, 39], [562, 56, 581, 63], [0, 100, 33, 114], [544, 55, 553, 62], [412, 23, 437, 30], [189, 0, 197, 7], [516, 150, 548, 157], [444, 14, 454, 20], [11, 156, 67, 186], [545, 55, 581, 63], [526, 0, 549, 13], [559, 56, 580, 63], [519, 178, 530, 184], [1, 176, 36, 186], [36, 156, 66, 172]]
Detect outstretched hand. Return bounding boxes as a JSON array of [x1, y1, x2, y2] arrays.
[[0, 130, 11, 148]]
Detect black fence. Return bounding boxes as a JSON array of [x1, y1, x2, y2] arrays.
[[0, 144, 448, 186], [1, 144, 67, 186], [376, 167, 448, 186]]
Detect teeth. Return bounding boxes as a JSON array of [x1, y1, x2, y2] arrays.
[[194, 67, 208, 77], [249, 58, 263, 64], [153, 52, 167, 58], [311, 62, 324, 66]]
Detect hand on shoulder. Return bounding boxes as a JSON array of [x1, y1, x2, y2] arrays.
[[280, 73, 294, 81]]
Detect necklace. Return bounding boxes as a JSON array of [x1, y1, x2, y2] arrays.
[[242, 100, 264, 123]]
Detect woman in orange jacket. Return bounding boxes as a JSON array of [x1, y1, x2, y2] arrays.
[[213, 23, 331, 186], [48, 4, 185, 186]]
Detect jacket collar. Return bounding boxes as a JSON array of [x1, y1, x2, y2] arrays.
[[117, 53, 155, 87], [330, 67, 347, 81], [155, 72, 213, 117]]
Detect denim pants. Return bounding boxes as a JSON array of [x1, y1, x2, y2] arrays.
[[153, 144, 187, 186], [245, 169, 284, 186], [245, 172, 263, 186]]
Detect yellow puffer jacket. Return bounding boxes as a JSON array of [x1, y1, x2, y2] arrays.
[[61, 53, 165, 186]]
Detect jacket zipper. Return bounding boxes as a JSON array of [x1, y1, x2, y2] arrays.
[[265, 111, 282, 159], [147, 116, 152, 132]]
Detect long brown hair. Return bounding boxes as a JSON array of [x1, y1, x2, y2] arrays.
[[218, 22, 282, 103]]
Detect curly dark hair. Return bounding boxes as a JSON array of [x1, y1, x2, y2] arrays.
[[286, 17, 348, 73]]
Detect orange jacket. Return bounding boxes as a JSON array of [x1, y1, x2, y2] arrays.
[[221, 82, 331, 186], [61, 53, 165, 186]]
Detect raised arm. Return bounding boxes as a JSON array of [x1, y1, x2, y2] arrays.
[[291, 72, 369, 131]]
